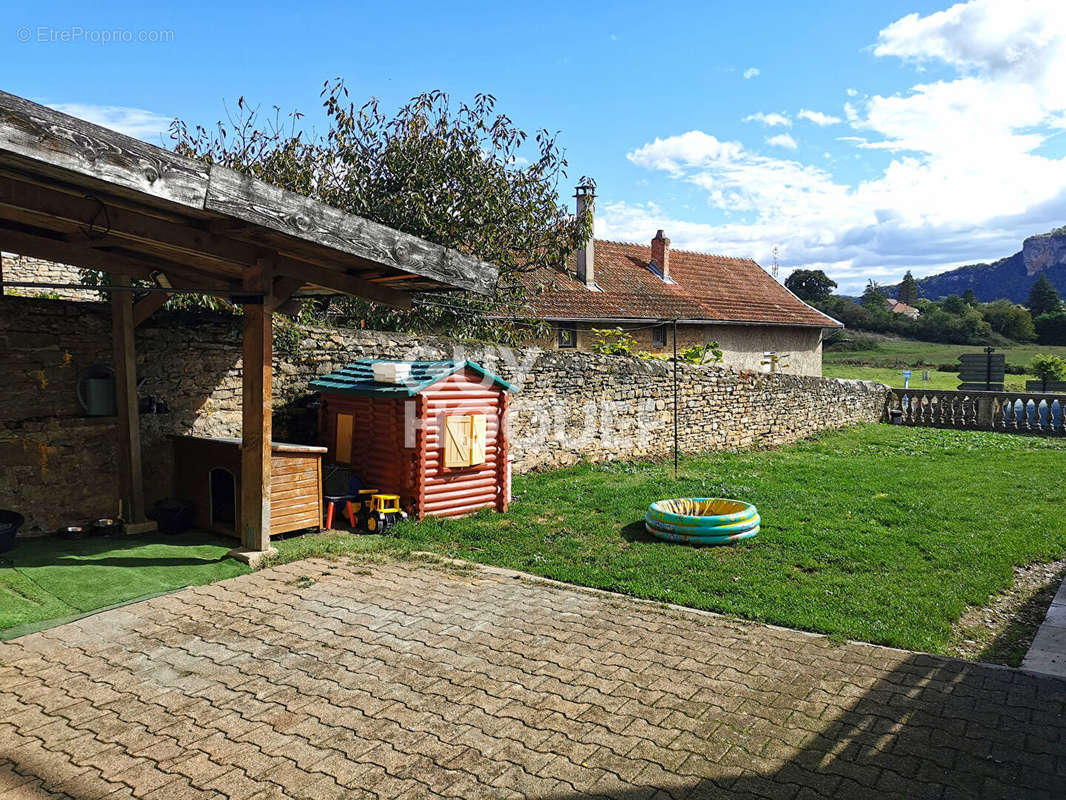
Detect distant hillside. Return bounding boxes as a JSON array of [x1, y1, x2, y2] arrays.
[[887, 227, 1066, 303]]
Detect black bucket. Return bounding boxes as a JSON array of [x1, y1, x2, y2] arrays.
[[148, 498, 194, 534], [0, 511, 25, 554]]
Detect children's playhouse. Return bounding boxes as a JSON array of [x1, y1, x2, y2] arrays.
[[310, 360, 515, 520]]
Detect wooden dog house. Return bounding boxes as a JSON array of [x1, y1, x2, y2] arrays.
[[311, 360, 515, 519], [172, 436, 326, 536]]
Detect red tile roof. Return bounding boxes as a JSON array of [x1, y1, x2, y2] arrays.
[[520, 240, 840, 328]]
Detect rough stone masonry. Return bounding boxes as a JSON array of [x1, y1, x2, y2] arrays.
[[0, 296, 889, 531]]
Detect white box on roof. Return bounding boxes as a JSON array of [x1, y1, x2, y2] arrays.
[[372, 362, 412, 384]]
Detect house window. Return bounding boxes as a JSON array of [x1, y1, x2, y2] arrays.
[[557, 324, 577, 348], [653, 324, 667, 348], [444, 415, 487, 468]]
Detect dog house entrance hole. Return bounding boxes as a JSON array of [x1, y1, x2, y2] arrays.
[[210, 468, 236, 531]]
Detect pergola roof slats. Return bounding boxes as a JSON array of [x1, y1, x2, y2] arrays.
[[0, 90, 498, 297], [0, 90, 210, 210], [205, 166, 495, 295]]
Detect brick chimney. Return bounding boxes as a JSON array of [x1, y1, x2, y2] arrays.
[[651, 230, 670, 279], [574, 183, 595, 287]]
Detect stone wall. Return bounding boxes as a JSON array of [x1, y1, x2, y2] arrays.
[[0, 296, 889, 531], [0, 253, 100, 301]]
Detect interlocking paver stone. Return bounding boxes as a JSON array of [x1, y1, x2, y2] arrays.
[[2, 557, 1066, 799]]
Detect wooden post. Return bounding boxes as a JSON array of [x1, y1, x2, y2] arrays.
[[111, 274, 146, 523], [238, 260, 274, 556]]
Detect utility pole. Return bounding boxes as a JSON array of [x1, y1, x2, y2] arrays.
[[771, 247, 780, 281], [673, 319, 679, 477]]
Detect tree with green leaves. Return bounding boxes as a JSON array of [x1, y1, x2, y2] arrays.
[[940, 294, 969, 315], [980, 300, 1035, 342], [962, 289, 977, 306], [1030, 354, 1066, 389], [1035, 312, 1066, 345], [860, 280, 887, 310], [163, 81, 593, 344], [897, 271, 919, 305], [784, 269, 837, 304], [1027, 274, 1062, 318]]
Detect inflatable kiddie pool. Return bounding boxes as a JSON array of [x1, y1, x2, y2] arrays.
[[644, 498, 759, 545]]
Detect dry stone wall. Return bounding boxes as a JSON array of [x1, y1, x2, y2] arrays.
[[0, 296, 889, 530], [1, 254, 100, 301]]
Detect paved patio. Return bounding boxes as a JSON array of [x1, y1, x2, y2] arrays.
[[2, 558, 1065, 800]]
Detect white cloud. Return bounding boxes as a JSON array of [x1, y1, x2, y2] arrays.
[[766, 133, 798, 150], [743, 67, 760, 79], [742, 111, 791, 127], [846, 88, 858, 97], [797, 109, 842, 126], [47, 103, 173, 142], [616, 1, 1066, 293]]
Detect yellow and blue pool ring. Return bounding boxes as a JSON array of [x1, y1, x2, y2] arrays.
[[648, 526, 759, 545], [644, 498, 759, 545]]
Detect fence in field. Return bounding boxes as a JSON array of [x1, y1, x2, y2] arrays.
[[885, 388, 1066, 435]]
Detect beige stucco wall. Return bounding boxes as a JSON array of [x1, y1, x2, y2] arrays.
[[540, 322, 824, 376]]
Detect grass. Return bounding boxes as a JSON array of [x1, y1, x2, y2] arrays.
[[0, 532, 249, 638], [823, 336, 1066, 389], [7, 426, 1065, 659], [312, 424, 1066, 657], [822, 364, 975, 390]]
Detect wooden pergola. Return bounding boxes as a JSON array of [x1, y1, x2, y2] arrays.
[[0, 90, 498, 560]]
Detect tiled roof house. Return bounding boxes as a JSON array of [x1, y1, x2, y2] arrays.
[[521, 187, 840, 376]]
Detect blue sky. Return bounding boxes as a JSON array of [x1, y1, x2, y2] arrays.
[[6, 0, 1066, 293]]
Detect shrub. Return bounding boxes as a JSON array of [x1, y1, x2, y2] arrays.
[[591, 328, 637, 356], [1029, 354, 1066, 384], [678, 342, 723, 365], [1035, 312, 1066, 345]]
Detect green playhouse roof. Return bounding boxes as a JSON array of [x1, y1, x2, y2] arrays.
[[309, 359, 516, 397]]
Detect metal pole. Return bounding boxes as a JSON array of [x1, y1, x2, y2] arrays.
[[1, 281, 259, 297], [673, 318, 679, 477]]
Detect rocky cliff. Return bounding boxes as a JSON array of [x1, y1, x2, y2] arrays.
[[890, 226, 1066, 303]]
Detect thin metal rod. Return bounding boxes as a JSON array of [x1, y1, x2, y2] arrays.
[[673, 318, 679, 478], [2, 281, 258, 297]]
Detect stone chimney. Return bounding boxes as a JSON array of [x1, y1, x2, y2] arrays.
[[574, 183, 595, 287], [651, 229, 670, 279]]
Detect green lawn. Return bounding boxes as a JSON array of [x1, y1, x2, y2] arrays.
[[822, 364, 975, 390], [0, 532, 249, 638], [7, 426, 1065, 661], [322, 424, 1066, 658], [823, 336, 1066, 389]]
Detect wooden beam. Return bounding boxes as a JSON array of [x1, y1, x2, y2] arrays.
[[133, 294, 169, 327], [0, 175, 259, 271], [270, 276, 304, 313], [0, 224, 239, 292], [0, 90, 209, 210], [275, 257, 413, 310], [206, 165, 498, 295], [239, 259, 274, 553], [111, 274, 145, 523]]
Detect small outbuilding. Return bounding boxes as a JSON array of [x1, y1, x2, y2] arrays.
[[311, 360, 515, 520]]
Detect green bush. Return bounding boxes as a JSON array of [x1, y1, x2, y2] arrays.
[[1029, 354, 1066, 384], [1035, 312, 1066, 345], [591, 328, 638, 356]]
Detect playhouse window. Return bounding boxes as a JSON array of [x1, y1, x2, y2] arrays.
[[444, 414, 486, 468], [334, 413, 353, 464]]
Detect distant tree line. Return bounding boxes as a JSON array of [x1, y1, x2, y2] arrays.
[[785, 268, 1066, 346]]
